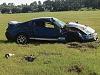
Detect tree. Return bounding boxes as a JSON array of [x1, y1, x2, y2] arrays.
[[37, 1, 44, 11], [2, 3, 7, 6], [43, 0, 53, 11], [1, 7, 10, 14], [12, 7, 21, 13], [22, 6, 32, 13], [0, 0, 100, 14], [30, 1, 38, 12]]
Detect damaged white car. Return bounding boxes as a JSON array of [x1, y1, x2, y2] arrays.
[[65, 22, 98, 41]]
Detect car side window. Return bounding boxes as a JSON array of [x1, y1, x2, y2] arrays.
[[32, 20, 44, 27], [45, 22, 54, 28], [32, 20, 57, 29]]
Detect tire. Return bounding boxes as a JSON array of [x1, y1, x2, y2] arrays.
[[65, 32, 83, 42], [16, 34, 28, 44], [72, 32, 83, 42]]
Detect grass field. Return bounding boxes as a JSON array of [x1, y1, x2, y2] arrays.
[[0, 11, 100, 75]]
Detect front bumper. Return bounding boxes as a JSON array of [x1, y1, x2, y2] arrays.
[[87, 33, 98, 41], [93, 33, 98, 41], [82, 33, 98, 41]]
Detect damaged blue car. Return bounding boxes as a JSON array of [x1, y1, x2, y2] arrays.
[[5, 17, 98, 44]]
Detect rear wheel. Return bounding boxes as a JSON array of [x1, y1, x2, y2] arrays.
[[16, 34, 28, 44]]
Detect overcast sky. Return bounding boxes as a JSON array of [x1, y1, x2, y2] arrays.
[[0, 0, 46, 5]]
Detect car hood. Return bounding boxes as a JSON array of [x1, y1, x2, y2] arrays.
[[66, 22, 96, 34], [85, 26, 95, 34]]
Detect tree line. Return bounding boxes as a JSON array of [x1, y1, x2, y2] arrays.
[[0, 0, 100, 14]]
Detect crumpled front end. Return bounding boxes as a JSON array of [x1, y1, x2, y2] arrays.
[[82, 32, 98, 41]]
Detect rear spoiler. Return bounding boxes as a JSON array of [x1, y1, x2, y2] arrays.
[[9, 21, 22, 25]]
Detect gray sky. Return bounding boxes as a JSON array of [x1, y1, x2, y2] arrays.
[[0, 0, 46, 5]]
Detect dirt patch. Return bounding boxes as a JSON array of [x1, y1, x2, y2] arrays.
[[67, 62, 98, 75], [67, 63, 84, 74], [89, 72, 98, 75], [44, 60, 52, 64], [67, 40, 100, 51], [24, 55, 37, 62]]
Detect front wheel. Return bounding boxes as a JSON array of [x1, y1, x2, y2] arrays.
[[16, 34, 28, 44]]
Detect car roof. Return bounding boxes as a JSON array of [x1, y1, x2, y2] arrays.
[[33, 17, 54, 20], [31, 17, 55, 23], [32, 17, 54, 20], [9, 17, 55, 25]]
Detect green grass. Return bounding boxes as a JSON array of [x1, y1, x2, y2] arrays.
[[0, 11, 100, 75]]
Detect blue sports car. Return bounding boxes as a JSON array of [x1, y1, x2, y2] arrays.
[[5, 17, 98, 44]]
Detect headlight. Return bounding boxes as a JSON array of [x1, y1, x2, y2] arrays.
[[93, 33, 98, 40], [93, 33, 97, 36]]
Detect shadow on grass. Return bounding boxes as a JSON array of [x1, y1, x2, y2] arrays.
[[0, 39, 65, 46], [1, 40, 89, 47], [0, 40, 14, 44], [29, 40, 65, 46]]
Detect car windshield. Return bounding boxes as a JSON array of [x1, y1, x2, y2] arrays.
[[53, 18, 66, 28]]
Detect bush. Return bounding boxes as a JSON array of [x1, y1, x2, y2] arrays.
[[79, 7, 99, 11], [12, 7, 21, 13], [22, 6, 33, 13]]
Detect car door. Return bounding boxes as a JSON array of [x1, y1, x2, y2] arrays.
[[33, 20, 61, 39]]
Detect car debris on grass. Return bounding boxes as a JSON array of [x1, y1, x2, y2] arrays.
[[5, 53, 15, 59], [67, 40, 100, 51], [24, 55, 37, 62]]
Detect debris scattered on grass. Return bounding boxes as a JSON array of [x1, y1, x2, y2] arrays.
[[24, 55, 37, 62], [67, 40, 100, 51], [44, 60, 52, 64], [68, 64, 84, 74], [89, 72, 98, 75], [67, 62, 98, 75], [5, 53, 15, 59], [39, 52, 62, 56]]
